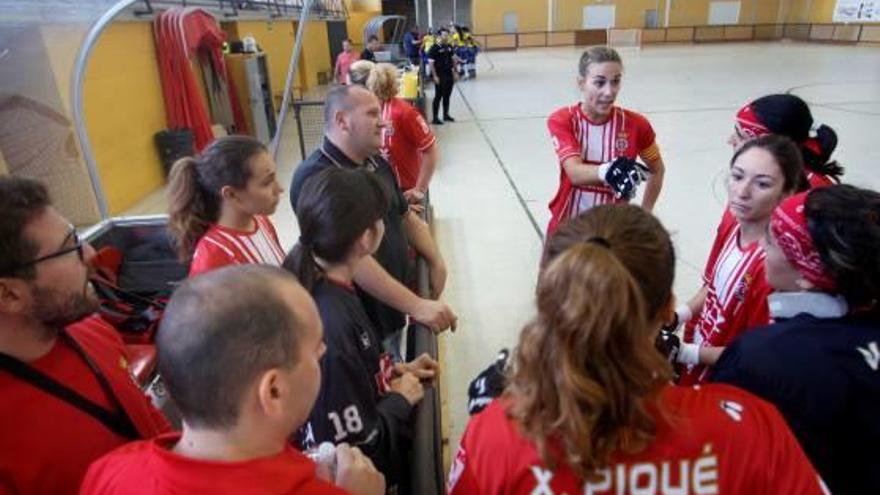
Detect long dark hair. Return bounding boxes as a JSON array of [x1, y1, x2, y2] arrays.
[[806, 185, 880, 311], [283, 168, 389, 292], [751, 94, 844, 181], [731, 134, 808, 193], [167, 136, 267, 261]]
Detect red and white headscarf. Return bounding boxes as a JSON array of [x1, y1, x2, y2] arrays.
[[735, 104, 771, 140], [770, 192, 836, 291]]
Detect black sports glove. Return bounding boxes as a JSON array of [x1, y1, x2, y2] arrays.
[[467, 349, 509, 415], [655, 328, 681, 363], [597, 157, 650, 200]]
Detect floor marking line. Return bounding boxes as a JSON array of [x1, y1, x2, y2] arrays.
[[455, 85, 545, 241]]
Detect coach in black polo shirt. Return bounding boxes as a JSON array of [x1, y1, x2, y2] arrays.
[[290, 85, 456, 338], [427, 27, 457, 125]]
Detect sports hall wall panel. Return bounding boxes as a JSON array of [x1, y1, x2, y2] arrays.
[[80, 22, 167, 215], [298, 21, 332, 91], [471, 0, 793, 33], [472, 0, 547, 33]]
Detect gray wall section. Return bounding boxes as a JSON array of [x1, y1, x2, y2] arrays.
[[412, 0, 471, 29]]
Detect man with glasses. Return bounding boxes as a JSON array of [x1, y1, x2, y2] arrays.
[[0, 177, 169, 494]]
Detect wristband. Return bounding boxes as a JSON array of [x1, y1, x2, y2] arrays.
[[675, 304, 693, 324], [597, 162, 612, 183], [676, 343, 701, 365]]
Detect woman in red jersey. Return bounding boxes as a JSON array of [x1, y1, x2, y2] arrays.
[[167, 135, 285, 277], [545, 46, 666, 238], [729, 93, 843, 188], [674, 135, 805, 385], [448, 204, 825, 495], [350, 60, 439, 204]]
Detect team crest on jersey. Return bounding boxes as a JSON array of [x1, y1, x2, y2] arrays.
[[615, 132, 629, 152]]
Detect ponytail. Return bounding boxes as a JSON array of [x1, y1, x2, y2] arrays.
[[166, 136, 266, 262], [282, 243, 321, 292], [348, 61, 398, 102], [282, 168, 389, 292], [365, 63, 398, 102], [509, 242, 670, 480], [802, 124, 844, 181], [168, 157, 218, 261]]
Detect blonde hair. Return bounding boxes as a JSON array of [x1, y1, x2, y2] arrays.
[[348, 59, 374, 86], [508, 205, 675, 481], [348, 60, 398, 102]]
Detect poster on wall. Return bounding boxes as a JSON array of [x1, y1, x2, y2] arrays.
[[834, 0, 877, 22]]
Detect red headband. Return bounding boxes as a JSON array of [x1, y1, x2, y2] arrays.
[[770, 192, 836, 291], [735, 104, 771, 140]]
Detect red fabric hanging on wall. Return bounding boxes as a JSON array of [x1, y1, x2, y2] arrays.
[[153, 8, 247, 151]]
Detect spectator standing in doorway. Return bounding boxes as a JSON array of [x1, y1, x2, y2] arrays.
[[403, 27, 421, 66], [334, 38, 359, 85], [427, 27, 457, 125], [361, 35, 380, 63]]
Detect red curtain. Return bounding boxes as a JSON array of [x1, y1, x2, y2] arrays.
[[154, 8, 247, 151]]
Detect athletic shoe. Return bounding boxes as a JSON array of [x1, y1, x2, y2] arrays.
[[444, 115, 456, 122]]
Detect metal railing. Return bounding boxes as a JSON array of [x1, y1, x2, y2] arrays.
[[291, 98, 445, 494], [409, 193, 445, 495], [291, 100, 326, 162], [125, 0, 348, 20], [472, 22, 880, 50]]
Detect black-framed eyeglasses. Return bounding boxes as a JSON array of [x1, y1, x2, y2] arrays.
[[18, 226, 85, 269]]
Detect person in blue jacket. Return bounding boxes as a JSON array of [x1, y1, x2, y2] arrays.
[[712, 184, 880, 495]]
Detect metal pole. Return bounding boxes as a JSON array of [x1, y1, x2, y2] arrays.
[[72, 0, 141, 220], [453, 0, 457, 24], [427, 0, 434, 28], [414, 0, 421, 28], [272, 0, 315, 160], [664, 0, 672, 27]]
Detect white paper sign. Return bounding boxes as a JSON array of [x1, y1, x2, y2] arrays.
[[834, 0, 877, 22]]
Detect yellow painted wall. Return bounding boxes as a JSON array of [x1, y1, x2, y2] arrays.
[[348, 0, 381, 11], [82, 21, 167, 214], [348, 11, 381, 46], [473, 0, 548, 33], [345, 0, 381, 47], [555, 0, 661, 30], [475, 0, 792, 32], [297, 21, 332, 90], [223, 20, 297, 99]]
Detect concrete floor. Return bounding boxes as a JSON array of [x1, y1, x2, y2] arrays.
[[125, 40, 880, 461]]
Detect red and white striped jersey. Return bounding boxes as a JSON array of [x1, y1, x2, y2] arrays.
[[680, 211, 771, 385], [546, 104, 660, 237], [188, 215, 285, 277], [380, 97, 436, 191]]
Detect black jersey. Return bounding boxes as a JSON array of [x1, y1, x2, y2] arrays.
[[291, 137, 411, 338], [427, 42, 455, 79], [713, 312, 880, 494], [300, 277, 414, 485]]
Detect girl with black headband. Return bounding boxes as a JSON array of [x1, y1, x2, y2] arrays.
[[449, 204, 824, 495], [730, 93, 844, 188], [714, 185, 880, 495]]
